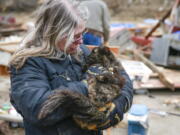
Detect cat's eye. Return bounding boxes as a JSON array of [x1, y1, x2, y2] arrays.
[[93, 48, 98, 53]]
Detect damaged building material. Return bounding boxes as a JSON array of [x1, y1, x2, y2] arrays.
[[150, 38, 180, 68], [0, 0, 39, 11], [134, 50, 175, 90], [0, 51, 11, 76]]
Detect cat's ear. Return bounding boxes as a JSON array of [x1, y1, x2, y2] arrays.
[[103, 46, 111, 54], [92, 47, 99, 53], [98, 46, 109, 54]]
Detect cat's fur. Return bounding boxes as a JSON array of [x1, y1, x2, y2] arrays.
[[38, 46, 125, 130], [38, 69, 122, 129]]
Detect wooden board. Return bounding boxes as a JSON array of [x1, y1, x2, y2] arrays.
[[134, 67, 180, 90], [0, 44, 19, 54], [0, 114, 23, 123], [0, 66, 9, 76]]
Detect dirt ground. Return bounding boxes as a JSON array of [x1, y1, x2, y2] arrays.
[[114, 90, 180, 135]]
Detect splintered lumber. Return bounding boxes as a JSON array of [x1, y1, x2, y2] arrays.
[[0, 27, 26, 36], [0, 65, 9, 76], [0, 44, 18, 54], [145, 8, 172, 39], [0, 114, 23, 123], [0, 41, 20, 46], [133, 50, 175, 90], [0, 120, 11, 135], [107, 128, 111, 135]]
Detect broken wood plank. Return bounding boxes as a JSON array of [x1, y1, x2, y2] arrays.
[[0, 120, 12, 135], [0, 41, 20, 46], [133, 50, 175, 90], [107, 128, 111, 135], [0, 114, 23, 123], [0, 27, 26, 36], [145, 8, 172, 39], [0, 66, 9, 76], [0, 44, 18, 54], [0, 23, 22, 29]]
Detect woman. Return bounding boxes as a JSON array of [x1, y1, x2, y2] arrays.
[[9, 0, 133, 135]]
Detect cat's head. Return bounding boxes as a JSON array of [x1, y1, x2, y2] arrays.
[[86, 46, 115, 66]]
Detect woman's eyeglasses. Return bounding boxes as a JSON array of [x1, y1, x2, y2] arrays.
[[72, 29, 87, 43]]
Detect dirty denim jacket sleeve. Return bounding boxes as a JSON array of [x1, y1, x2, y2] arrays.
[[114, 69, 134, 113], [10, 57, 87, 127]]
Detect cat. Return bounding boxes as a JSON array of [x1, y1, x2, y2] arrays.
[[38, 46, 125, 130], [38, 68, 122, 130]]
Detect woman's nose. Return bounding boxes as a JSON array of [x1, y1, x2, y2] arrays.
[[73, 35, 83, 45]]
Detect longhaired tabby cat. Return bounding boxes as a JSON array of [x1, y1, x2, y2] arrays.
[[38, 46, 125, 130]]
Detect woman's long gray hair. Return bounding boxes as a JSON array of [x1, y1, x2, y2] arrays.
[[10, 0, 88, 69]]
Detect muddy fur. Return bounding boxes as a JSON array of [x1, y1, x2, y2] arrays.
[[83, 46, 125, 107], [38, 90, 108, 125], [38, 68, 123, 127], [87, 67, 124, 107], [38, 46, 125, 129]]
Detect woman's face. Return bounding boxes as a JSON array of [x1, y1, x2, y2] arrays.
[[57, 25, 85, 54]]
